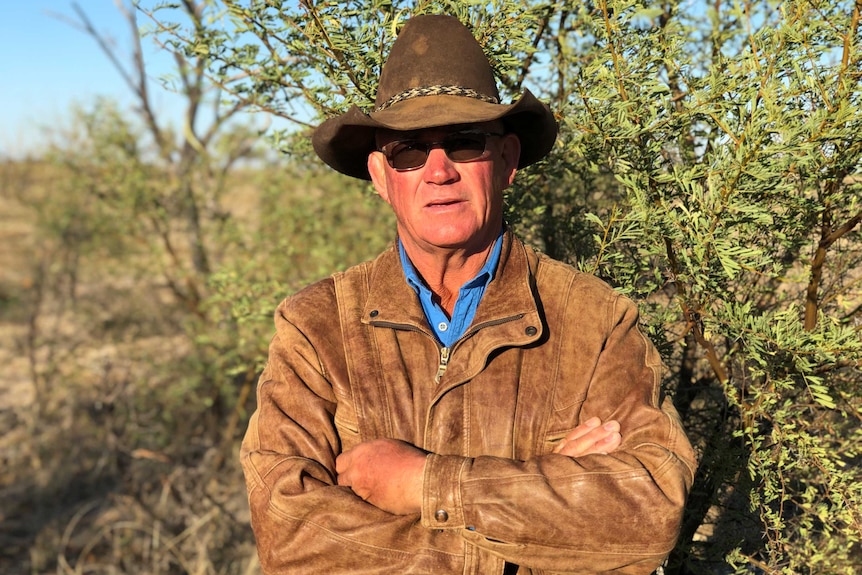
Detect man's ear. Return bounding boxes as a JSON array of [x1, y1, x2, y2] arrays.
[[367, 152, 391, 204], [500, 134, 521, 186]]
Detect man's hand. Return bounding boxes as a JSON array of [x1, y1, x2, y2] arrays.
[[336, 438, 427, 515], [553, 417, 622, 457]]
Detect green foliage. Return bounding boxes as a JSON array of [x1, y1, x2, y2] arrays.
[[538, 2, 862, 572], [548, 1, 862, 572], [26, 98, 395, 447]]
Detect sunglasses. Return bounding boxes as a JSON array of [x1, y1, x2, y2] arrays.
[[378, 131, 503, 171]]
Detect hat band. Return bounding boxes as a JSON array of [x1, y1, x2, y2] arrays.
[[374, 85, 500, 113]]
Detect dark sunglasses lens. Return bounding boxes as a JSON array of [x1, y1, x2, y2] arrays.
[[385, 132, 492, 170], [389, 142, 430, 170], [444, 133, 487, 162]]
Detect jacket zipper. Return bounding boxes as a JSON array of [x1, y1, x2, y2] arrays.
[[369, 320, 450, 383], [433, 314, 529, 385], [371, 314, 527, 386], [434, 346, 451, 384]]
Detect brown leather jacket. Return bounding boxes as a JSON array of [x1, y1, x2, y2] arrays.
[[241, 231, 697, 574]]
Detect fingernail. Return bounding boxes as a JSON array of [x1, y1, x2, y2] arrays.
[[603, 421, 620, 431], [585, 417, 601, 427]]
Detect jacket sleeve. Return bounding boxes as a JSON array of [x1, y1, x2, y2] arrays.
[[240, 290, 467, 574], [419, 290, 698, 574]]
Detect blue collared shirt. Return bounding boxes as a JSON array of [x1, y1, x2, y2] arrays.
[[398, 231, 503, 347]]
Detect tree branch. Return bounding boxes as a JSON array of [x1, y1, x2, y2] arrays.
[[804, 203, 862, 331]]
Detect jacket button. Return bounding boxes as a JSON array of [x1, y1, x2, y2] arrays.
[[434, 509, 449, 523], [525, 326, 537, 336], [369, 310, 379, 318]]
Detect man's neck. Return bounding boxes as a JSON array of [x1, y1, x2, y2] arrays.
[[400, 237, 498, 317]]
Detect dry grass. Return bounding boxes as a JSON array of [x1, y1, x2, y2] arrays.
[[0, 160, 260, 575]]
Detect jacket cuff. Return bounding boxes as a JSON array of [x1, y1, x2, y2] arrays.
[[421, 453, 469, 530]]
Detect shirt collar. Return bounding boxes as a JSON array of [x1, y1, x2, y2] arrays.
[[397, 230, 503, 295]]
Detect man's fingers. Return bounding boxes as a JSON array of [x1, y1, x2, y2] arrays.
[[552, 417, 601, 454], [599, 420, 620, 435], [554, 418, 622, 456], [566, 417, 602, 441], [595, 430, 622, 453], [335, 448, 357, 486]]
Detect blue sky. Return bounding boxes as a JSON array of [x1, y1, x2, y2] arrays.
[[0, 1, 181, 158]]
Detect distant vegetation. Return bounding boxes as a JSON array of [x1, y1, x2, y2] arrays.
[[0, 148, 393, 573], [1, 1, 860, 574]]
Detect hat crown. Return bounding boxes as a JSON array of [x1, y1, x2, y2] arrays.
[[375, 15, 501, 109]]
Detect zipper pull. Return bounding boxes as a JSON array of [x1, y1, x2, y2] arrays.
[[434, 347, 451, 383]]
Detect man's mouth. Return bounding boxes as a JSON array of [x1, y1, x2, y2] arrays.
[[426, 199, 462, 207]]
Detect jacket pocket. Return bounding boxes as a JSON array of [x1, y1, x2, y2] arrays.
[[334, 401, 362, 451]]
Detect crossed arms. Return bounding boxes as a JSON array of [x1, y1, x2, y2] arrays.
[[336, 417, 622, 515]]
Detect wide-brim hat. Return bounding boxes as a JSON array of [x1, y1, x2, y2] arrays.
[[312, 15, 558, 181]]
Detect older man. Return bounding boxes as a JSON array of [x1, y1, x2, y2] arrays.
[[241, 14, 697, 575]]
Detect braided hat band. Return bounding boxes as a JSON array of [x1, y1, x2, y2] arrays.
[[374, 85, 500, 113]]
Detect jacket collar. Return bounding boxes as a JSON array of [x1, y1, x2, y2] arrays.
[[362, 230, 542, 341]]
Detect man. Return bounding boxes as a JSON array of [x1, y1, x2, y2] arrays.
[[241, 14, 697, 575]]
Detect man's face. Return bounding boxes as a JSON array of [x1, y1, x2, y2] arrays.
[[367, 121, 521, 257]]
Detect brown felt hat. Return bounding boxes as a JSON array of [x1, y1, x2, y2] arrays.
[[312, 14, 558, 180]]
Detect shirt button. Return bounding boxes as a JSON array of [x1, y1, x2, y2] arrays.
[[438, 322, 448, 332], [369, 310, 379, 318], [525, 326, 537, 336], [434, 509, 449, 523]]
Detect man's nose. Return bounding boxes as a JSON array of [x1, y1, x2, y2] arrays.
[[423, 147, 459, 182]]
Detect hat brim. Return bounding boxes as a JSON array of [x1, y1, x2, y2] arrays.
[[312, 89, 557, 180]]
